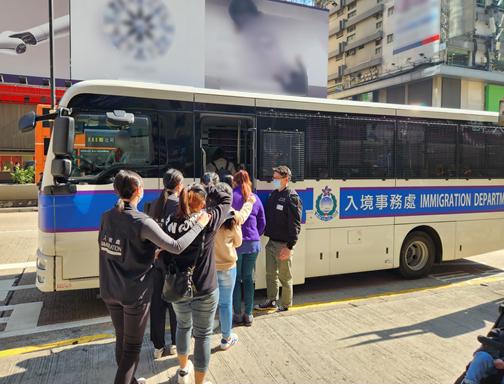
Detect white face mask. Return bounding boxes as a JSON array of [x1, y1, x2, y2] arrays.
[[272, 179, 282, 190]]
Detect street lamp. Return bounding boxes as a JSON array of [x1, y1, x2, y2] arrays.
[[48, 0, 55, 110]]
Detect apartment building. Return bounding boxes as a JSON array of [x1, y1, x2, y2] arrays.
[[328, 0, 393, 97], [328, 0, 504, 112]]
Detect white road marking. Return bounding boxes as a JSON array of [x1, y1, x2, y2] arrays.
[[4, 302, 43, 332], [441, 274, 476, 282], [0, 279, 16, 301], [4, 284, 37, 291], [0, 229, 37, 233], [0, 316, 112, 339], [0, 262, 36, 270]]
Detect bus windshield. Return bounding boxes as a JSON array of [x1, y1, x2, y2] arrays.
[[70, 113, 155, 181]]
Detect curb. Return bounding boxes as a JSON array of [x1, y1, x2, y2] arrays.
[[0, 207, 37, 213]]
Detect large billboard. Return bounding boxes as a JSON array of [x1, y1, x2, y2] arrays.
[[393, 0, 441, 63], [0, 0, 70, 85], [0, 0, 327, 97], [205, 0, 328, 97], [70, 0, 205, 87]]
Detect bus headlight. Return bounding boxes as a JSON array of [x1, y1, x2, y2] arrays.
[[36, 250, 48, 270]]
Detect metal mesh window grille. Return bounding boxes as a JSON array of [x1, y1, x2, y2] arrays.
[[259, 130, 305, 181], [397, 121, 457, 178]]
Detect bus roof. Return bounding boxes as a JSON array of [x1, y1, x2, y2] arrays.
[[60, 79, 498, 123]]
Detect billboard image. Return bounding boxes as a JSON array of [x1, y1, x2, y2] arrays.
[[70, 0, 206, 86], [205, 0, 328, 97], [0, 0, 328, 96], [0, 0, 70, 84], [393, 0, 441, 63]]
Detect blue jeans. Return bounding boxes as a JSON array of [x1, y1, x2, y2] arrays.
[[217, 267, 237, 339], [463, 351, 504, 383], [233, 252, 259, 315], [172, 289, 219, 373]]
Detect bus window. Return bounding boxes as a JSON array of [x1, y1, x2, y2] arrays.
[[305, 116, 331, 180], [459, 125, 487, 178], [71, 113, 157, 179], [333, 117, 394, 179], [257, 111, 306, 181], [158, 112, 195, 178], [397, 121, 457, 179], [485, 125, 504, 178]]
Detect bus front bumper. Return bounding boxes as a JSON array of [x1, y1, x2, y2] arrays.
[[36, 248, 55, 292]]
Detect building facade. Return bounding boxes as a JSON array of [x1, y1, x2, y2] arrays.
[[328, 0, 504, 112]]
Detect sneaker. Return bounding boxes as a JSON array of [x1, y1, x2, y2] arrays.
[[254, 299, 277, 311], [220, 333, 239, 351], [153, 345, 176, 360], [177, 360, 194, 384], [233, 313, 244, 325], [137, 378, 147, 384], [243, 313, 254, 327], [277, 306, 289, 312], [153, 346, 165, 360]]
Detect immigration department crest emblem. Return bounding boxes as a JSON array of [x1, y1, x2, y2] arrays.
[[315, 186, 338, 221]]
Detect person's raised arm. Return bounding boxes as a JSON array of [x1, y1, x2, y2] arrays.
[[141, 213, 210, 254], [206, 185, 232, 232], [234, 196, 255, 225]]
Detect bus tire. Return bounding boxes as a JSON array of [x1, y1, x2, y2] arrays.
[[399, 231, 435, 279]]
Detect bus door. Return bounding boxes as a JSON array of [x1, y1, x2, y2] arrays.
[[197, 113, 257, 183]]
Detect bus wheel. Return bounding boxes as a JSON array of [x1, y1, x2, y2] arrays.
[[399, 231, 435, 279]]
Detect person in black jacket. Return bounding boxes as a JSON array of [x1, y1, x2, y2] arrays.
[[163, 183, 231, 384], [255, 165, 302, 313], [145, 169, 184, 360], [99, 170, 209, 384]]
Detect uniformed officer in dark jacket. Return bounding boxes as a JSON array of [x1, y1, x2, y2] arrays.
[[145, 168, 184, 360], [255, 165, 302, 312], [99, 170, 209, 384]]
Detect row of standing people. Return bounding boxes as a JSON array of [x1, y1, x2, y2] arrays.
[[99, 165, 302, 384]]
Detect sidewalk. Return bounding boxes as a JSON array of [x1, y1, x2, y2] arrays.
[[0, 277, 502, 384]]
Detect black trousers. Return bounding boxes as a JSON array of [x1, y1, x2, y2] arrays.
[[106, 300, 150, 384], [150, 267, 177, 349]]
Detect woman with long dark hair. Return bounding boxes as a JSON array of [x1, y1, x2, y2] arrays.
[[99, 170, 209, 384], [232, 170, 266, 327], [146, 169, 184, 359], [163, 183, 231, 384]]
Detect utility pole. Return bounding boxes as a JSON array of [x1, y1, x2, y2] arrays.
[[48, 0, 55, 110]]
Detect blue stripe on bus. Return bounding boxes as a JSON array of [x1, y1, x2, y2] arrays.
[[340, 185, 504, 219], [39, 188, 314, 233]]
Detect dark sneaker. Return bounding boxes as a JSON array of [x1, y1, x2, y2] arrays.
[[277, 306, 289, 312], [233, 313, 244, 325], [243, 313, 254, 327], [254, 300, 278, 311]]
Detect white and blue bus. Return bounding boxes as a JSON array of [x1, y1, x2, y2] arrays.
[[24, 80, 504, 292]]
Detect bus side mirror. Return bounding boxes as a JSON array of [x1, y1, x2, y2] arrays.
[[51, 158, 72, 179], [53, 116, 75, 156], [18, 111, 37, 133]]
